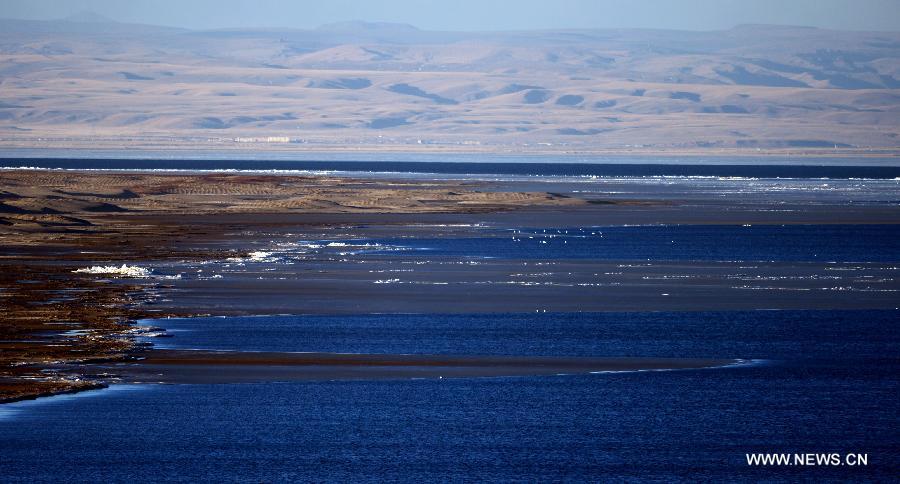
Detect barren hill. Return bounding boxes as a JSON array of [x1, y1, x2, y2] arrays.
[[1, 17, 898, 154]]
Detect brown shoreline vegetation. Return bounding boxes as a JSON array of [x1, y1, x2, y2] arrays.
[[0, 169, 584, 403]]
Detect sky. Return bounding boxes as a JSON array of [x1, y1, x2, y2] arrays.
[[1, 0, 898, 31]]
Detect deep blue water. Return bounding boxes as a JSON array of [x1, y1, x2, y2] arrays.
[[149, 311, 898, 361], [1, 165, 898, 481], [358, 225, 900, 263], [3, 157, 900, 178], [2, 310, 898, 482]]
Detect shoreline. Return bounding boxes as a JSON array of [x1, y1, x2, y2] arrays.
[[0, 169, 586, 403], [2, 168, 897, 403]]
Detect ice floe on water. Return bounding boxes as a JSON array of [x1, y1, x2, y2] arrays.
[[324, 241, 413, 254], [228, 241, 413, 264], [295, 243, 323, 249], [210, 240, 418, 279], [227, 250, 280, 263], [248, 251, 274, 261], [72, 264, 183, 280], [73, 264, 151, 278]]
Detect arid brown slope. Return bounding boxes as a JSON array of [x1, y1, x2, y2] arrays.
[[0, 171, 580, 219], [0, 20, 898, 153]]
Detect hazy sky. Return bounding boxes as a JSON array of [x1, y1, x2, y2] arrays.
[[2, 0, 899, 31]]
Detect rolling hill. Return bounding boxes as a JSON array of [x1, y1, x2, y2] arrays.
[[0, 15, 898, 155]]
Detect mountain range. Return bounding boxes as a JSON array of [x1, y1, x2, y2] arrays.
[[1, 13, 898, 154]]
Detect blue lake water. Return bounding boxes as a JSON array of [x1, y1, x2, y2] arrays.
[[1, 164, 898, 481], [2, 310, 898, 481], [356, 225, 900, 263], [4, 157, 900, 178]]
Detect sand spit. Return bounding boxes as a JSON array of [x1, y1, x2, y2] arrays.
[[90, 350, 742, 383]]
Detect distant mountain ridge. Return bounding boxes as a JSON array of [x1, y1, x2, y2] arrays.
[[316, 21, 420, 32], [0, 16, 897, 152], [62, 10, 115, 23]]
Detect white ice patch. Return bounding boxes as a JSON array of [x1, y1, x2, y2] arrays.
[[294, 242, 323, 249], [227, 251, 278, 263], [73, 264, 151, 278]]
